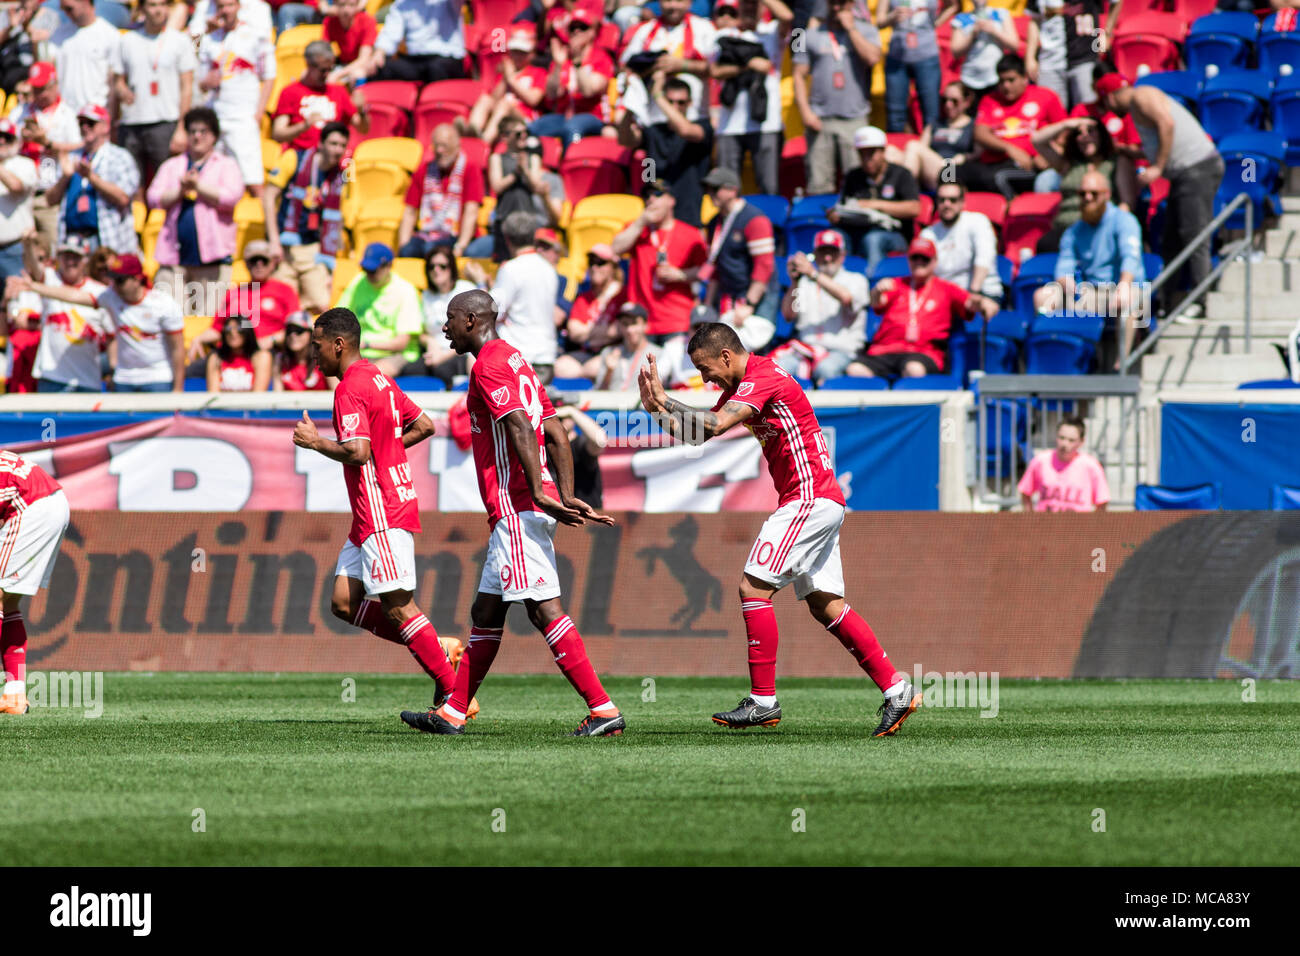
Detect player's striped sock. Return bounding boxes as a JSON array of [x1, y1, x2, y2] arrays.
[[399, 613, 457, 696], [447, 626, 502, 718], [2, 611, 27, 694], [826, 605, 902, 694], [542, 615, 615, 714], [352, 600, 403, 644], [742, 598, 779, 698]]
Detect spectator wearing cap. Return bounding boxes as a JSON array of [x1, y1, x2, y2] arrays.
[[0, 0, 57, 98], [1094, 63, 1222, 319], [398, 122, 485, 259], [921, 181, 1003, 302], [636, 74, 714, 229], [271, 40, 369, 154], [18, 251, 186, 391], [554, 241, 626, 381], [263, 120, 349, 315], [112, 0, 196, 192], [207, 313, 271, 391], [829, 125, 920, 271], [49, 104, 139, 255], [476, 114, 565, 260], [848, 236, 997, 379], [9, 62, 82, 243], [533, 0, 616, 146], [874, 0, 948, 135], [467, 23, 548, 147], [322, 0, 379, 84], [478, 211, 562, 383], [0, 119, 38, 280], [709, 0, 791, 197], [950, 0, 1018, 105], [775, 228, 868, 383], [700, 165, 777, 351], [148, 106, 243, 314], [25, 233, 111, 391], [334, 242, 423, 376], [371, 0, 468, 84], [187, 238, 301, 363], [595, 302, 661, 391], [962, 54, 1066, 199], [274, 309, 329, 390], [49, 0, 119, 113], [611, 177, 709, 343], [413, 245, 476, 384], [793, 0, 882, 196], [619, 0, 718, 140]]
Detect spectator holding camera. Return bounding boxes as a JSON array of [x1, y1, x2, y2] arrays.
[[619, 0, 716, 136], [830, 125, 920, 272], [775, 229, 868, 384], [637, 74, 713, 229], [479, 116, 564, 260]]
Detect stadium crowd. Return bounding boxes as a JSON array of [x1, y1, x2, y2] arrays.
[[0, 0, 1284, 393]]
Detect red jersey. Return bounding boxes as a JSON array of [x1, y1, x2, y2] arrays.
[[625, 218, 709, 336], [498, 65, 549, 122], [976, 85, 1067, 164], [870, 276, 973, 370], [1070, 101, 1142, 155], [213, 278, 299, 339], [273, 81, 357, 151], [333, 358, 425, 546], [217, 354, 256, 391], [467, 338, 559, 529], [543, 47, 615, 119], [569, 285, 626, 340], [713, 354, 844, 508], [280, 357, 326, 390], [0, 450, 61, 523], [323, 11, 377, 65]]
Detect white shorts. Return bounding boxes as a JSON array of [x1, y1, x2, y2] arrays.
[[334, 529, 417, 598], [744, 497, 845, 601], [0, 490, 70, 596], [478, 511, 562, 602], [218, 120, 265, 186]]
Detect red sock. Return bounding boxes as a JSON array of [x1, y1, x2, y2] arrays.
[[742, 599, 779, 697], [398, 613, 456, 695], [353, 599, 403, 644], [1, 611, 27, 685], [543, 616, 614, 713], [447, 626, 502, 717], [827, 606, 903, 693]]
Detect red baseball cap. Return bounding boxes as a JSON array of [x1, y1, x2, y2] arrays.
[[0, 119, 17, 139], [28, 62, 56, 89], [571, 0, 603, 26], [813, 229, 845, 251], [506, 22, 535, 51], [908, 238, 937, 260], [77, 103, 109, 124], [106, 253, 145, 279], [534, 227, 565, 252], [1094, 72, 1130, 98]]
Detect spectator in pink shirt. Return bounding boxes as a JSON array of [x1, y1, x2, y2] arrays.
[[1018, 416, 1110, 512]]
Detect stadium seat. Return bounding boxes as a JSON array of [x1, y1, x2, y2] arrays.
[[843, 254, 868, 277], [183, 377, 208, 392], [350, 196, 405, 251], [1269, 72, 1300, 165], [1011, 253, 1058, 318], [1114, 0, 1167, 26], [566, 194, 643, 282], [559, 140, 632, 201], [891, 374, 961, 390], [275, 23, 323, 81], [1271, 485, 1300, 509], [1134, 483, 1222, 511], [332, 257, 360, 300], [1112, 13, 1188, 78], [1237, 378, 1300, 389], [819, 376, 890, 390], [744, 194, 791, 240], [869, 254, 911, 285], [551, 377, 594, 391], [413, 99, 471, 147], [1135, 70, 1201, 113], [392, 376, 446, 391], [1259, 13, 1300, 79], [392, 257, 428, 290], [1214, 131, 1287, 229], [963, 191, 1007, 229], [471, 0, 531, 32], [997, 255, 1014, 290], [419, 79, 481, 110], [1030, 312, 1106, 341], [348, 137, 423, 204], [261, 139, 288, 180], [978, 396, 1031, 476], [917, 193, 934, 230], [1197, 71, 1272, 142], [779, 137, 808, 198], [1175, 0, 1221, 26], [1024, 313, 1103, 375], [357, 81, 418, 140], [785, 193, 839, 254], [962, 315, 1024, 376], [233, 195, 266, 252], [1184, 12, 1258, 79], [1003, 192, 1061, 267]]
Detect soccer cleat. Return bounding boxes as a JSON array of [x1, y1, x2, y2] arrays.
[[400, 707, 464, 735], [571, 712, 625, 737], [0, 693, 29, 715], [873, 682, 921, 737], [711, 696, 782, 729]]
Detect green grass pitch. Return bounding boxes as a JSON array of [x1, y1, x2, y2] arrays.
[[4, 674, 1298, 866]]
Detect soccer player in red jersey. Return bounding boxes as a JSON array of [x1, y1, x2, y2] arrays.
[[0, 451, 71, 715], [400, 289, 626, 738], [638, 322, 922, 737], [292, 308, 472, 716]]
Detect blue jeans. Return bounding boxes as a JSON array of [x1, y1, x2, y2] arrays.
[[0, 240, 23, 281], [1035, 168, 1062, 193], [115, 380, 172, 393], [274, 3, 320, 31], [462, 235, 495, 257], [845, 228, 909, 273], [884, 56, 942, 134], [528, 112, 605, 146], [399, 235, 454, 259], [37, 378, 101, 393]]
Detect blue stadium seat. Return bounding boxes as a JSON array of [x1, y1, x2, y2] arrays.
[[1143, 252, 1164, 281], [1184, 12, 1259, 79], [551, 377, 594, 391], [869, 254, 911, 285], [865, 308, 882, 342], [744, 194, 791, 234], [1270, 71, 1300, 165], [392, 376, 446, 391], [1011, 253, 1058, 318], [1197, 71, 1272, 141], [819, 375, 889, 390], [1030, 312, 1106, 341], [1272, 485, 1300, 509], [1134, 483, 1222, 510], [842, 255, 869, 277], [988, 311, 1031, 341], [1238, 378, 1300, 388], [451, 380, 470, 391], [1259, 13, 1300, 78], [978, 396, 1031, 475], [1024, 331, 1098, 374], [792, 376, 814, 391], [1136, 70, 1202, 112], [184, 377, 207, 392], [1214, 131, 1287, 228], [785, 194, 840, 255], [996, 255, 1014, 295], [892, 374, 962, 390]]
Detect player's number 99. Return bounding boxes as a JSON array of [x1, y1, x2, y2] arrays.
[[518, 375, 543, 430]]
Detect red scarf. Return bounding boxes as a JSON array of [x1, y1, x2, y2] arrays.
[[417, 152, 467, 238], [284, 147, 345, 256]]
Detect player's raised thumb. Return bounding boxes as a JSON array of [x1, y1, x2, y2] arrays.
[[302, 410, 310, 422]]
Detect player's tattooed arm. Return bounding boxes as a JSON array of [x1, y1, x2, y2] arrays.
[[401, 413, 436, 448], [501, 409, 585, 526], [655, 398, 755, 446], [292, 411, 372, 464]]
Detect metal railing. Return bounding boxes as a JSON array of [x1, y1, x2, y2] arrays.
[[1120, 192, 1254, 374], [973, 374, 1145, 508]]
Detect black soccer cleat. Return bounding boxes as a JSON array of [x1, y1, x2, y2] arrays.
[[872, 682, 921, 737], [401, 707, 464, 735], [572, 712, 626, 737], [712, 696, 782, 729]]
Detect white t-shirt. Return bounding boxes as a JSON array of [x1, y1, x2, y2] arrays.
[[492, 252, 559, 367], [95, 286, 185, 385], [198, 22, 276, 126], [791, 266, 869, 355], [620, 15, 718, 126], [33, 267, 111, 389], [115, 27, 199, 126], [712, 21, 782, 137], [422, 278, 476, 334], [0, 155, 37, 246], [189, 0, 274, 40], [50, 17, 121, 112], [922, 211, 1003, 299], [8, 99, 81, 192]]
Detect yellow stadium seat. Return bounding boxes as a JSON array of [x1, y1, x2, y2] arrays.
[[350, 195, 404, 253], [352, 137, 424, 174], [566, 194, 643, 275], [183, 314, 213, 352], [332, 257, 361, 302], [263, 139, 296, 185], [348, 159, 413, 205], [141, 207, 166, 261], [275, 23, 322, 80], [366, 0, 384, 16], [132, 200, 146, 237], [456, 257, 499, 284], [234, 195, 266, 253], [700, 193, 717, 226], [570, 193, 644, 227], [230, 260, 251, 285], [781, 76, 803, 141], [393, 257, 428, 290], [477, 195, 495, 232]]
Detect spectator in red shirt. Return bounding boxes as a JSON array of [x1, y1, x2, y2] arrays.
[[323, 0, 378, 84], [186, 238, 301, 361], [609, 178, 709, 342], [554, 242, 626, 380], [961, 53, 1066, 199], [531, 0, 615, 146], [848, 236, 997, 379], [467, 23, 547, 147], [206, 313, 272, 392], [274, 310, 330, 390], [270, 41, 369, 153], [397, 122, 485, 259]]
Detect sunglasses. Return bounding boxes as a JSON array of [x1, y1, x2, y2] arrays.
[[569, 21, 591, 32], [936, 195, 963, 203], [941, 96, 964, 105], [288, 325, 311, 334], [908, 255, 932, 263], [1080, 190, 1104, 198], [588, 256, 614, 265], [77, 118, 98, 128], [247, 256, 270, 266]]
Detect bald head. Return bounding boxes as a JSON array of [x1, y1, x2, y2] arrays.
[[432, 124, 461, 170], [444, 288, 498, 356], [1080, 171, 1110, 225], [450, 288, 496, 319]]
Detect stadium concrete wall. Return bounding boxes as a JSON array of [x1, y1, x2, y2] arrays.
[[23, 511, 1297, 679]]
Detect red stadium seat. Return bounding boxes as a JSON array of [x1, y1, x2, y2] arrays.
[[413, 100, 471, 146], [357, 81, 418, 141], [964, 191, 1008, 228], [1174, 0, 1218, 25], [420, 79, 481, 110], [559, 139, 632, 201], [1114, 0, 1171, 27], [460, 136, 489, 171], [917, 193, 934, 229], [471, 0, 530, 32], [1113, 12, 1188, 78], [887, 132, 918, 152], [360, 80, 418, 111], [1003, 192, 1061, 266]]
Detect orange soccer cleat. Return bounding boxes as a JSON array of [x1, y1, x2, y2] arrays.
[[0, 693, 30, 715], [438, 638, 481, 719]]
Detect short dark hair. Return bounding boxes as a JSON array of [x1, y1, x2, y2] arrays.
[[935, 180, 966, 197], [217, 315, 260, 362], [315, 307, 361, 347], [664, 77, 691, 98], [1059, 415, 1086, 439], [319, 121, 349, 144], [996, 54, 1027, 79], [687, 321, 744, 358], [183, 106, 220, 139]]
